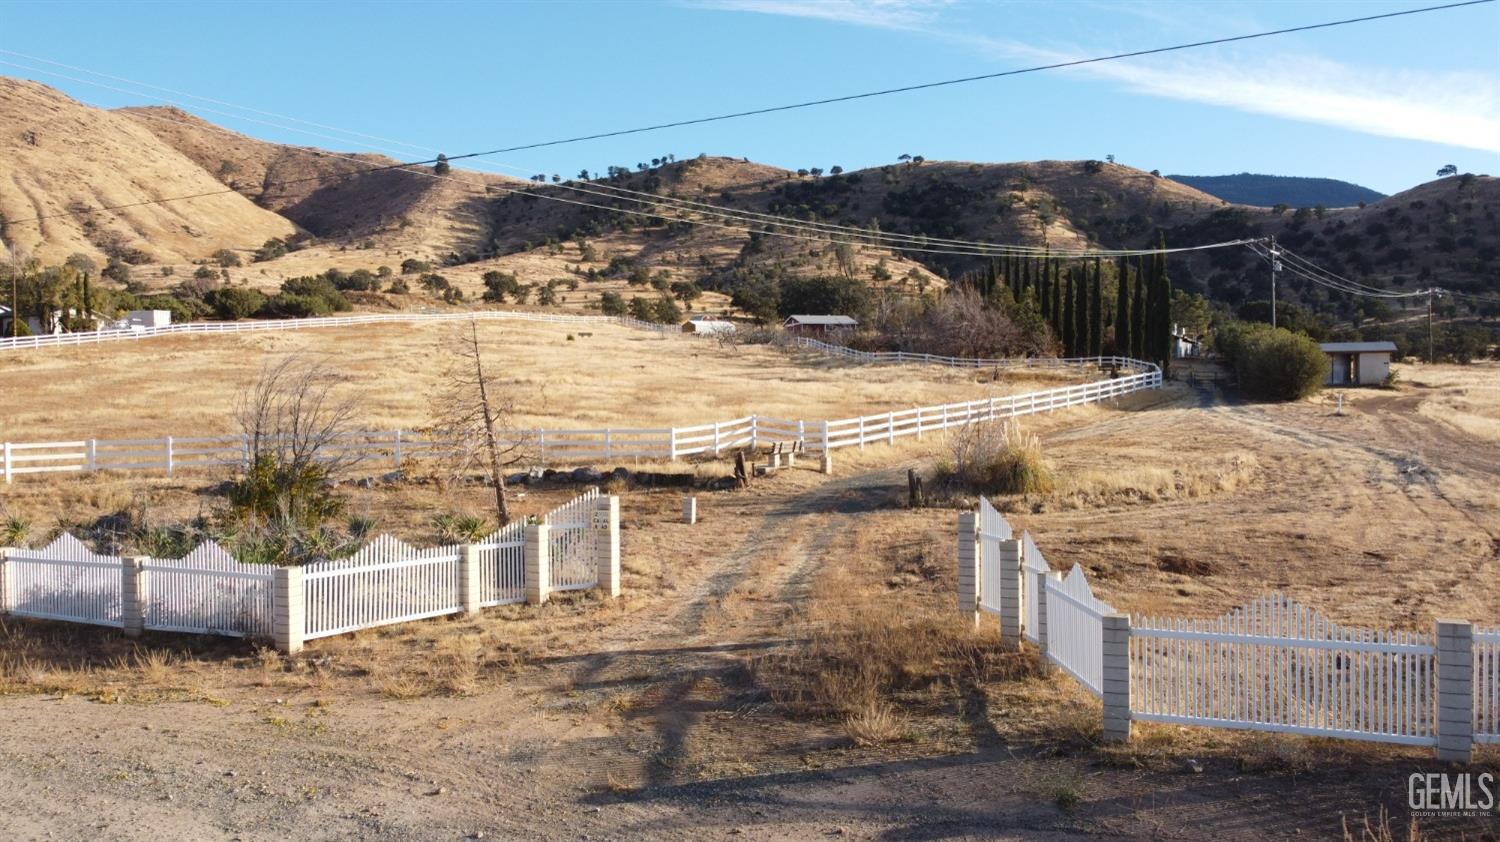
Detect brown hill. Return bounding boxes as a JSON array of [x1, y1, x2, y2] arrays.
[[0, 77, 295, 265], [3, 77, 1493, 326], [117, 105, 518, 259]]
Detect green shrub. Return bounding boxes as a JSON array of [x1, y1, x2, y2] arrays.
[[1218, 322, 1326, 402], [206, 287, 266, 320], [599, 291, 626, 315], [260, 293, 332, 318], [212, 248, 242, 267]]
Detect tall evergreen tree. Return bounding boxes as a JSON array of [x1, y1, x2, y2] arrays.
[[1153, 232, 1173, 372], [1130, 257, 1146, 359], [1062, 270, 1076, 356], [1114, 256, 1130, 356], [1090, 257, 1104, 356], [1036, 259, 1048, 321], [1074, 266, 1088, 358], [1050, 261, 1062, 335]]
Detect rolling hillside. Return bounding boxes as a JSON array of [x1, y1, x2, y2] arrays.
[[1, 77, 1494, 327]]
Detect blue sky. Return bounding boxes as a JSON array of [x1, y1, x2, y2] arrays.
[[1, 0, 1496, 194]]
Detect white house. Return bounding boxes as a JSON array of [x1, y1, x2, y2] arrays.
[[681, 314, 735, 335], [111, 309, 172, 330], [1320, 341, 1396, 386], [1171, 324, 1202, 359]]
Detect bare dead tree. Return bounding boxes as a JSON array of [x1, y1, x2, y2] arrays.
[[429, 320, 532, 525], [235, 354, 362, 478]]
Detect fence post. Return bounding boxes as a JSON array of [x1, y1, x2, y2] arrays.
[[86, 439, 97, 473], [999, 538, 1022, 648], [750, 415, 759, 451], [712, 422, 721, 455], [459, 545, 483, 615], [272, 566, 305, 655], [2, 441, 9, 484], [1101, 613, 1132, 743], [683, 495, 697, 525], [915, 407, 923, 441], [164, 436, 174, 477], [0, 547, 12, 614], [121, 555, 148, 637], [594, 495, 620, 599], [1435, 619, 1474, 763], [956, 512, 979, 629], [1033, 568, 1054, 672], [604, 429, 613, 459], [669, 428, 678, 462], [887, 411, 895, 445], [525, 523, 552, 605], [820, 421, 833, 475], [394, 429, 404, 470]]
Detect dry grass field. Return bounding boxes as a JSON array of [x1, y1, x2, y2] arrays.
[[0, 320, 1083, 442], [1, 339, 1497, 839]]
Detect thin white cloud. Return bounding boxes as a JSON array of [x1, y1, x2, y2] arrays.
[[699, 0, 1500, 154], [694, 0, 950, 31]]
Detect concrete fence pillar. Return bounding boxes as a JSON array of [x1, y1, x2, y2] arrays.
[[956, 512, 978, 628], [1101, 613, 1132, 743], [1435, 619, 1474, 763], [525, 523, 552, 605], [1033, 568, 1054, 672], [0, 547, 13, 614], [998, 538, 1022, 648], [459, 545, 483, 615], [683, 495, 697, 525], [595, 496, 621, 599], [273, 566, 305, 654], [121, 555, 148, 637]]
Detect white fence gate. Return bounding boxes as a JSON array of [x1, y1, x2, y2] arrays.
[[546, 488, 601, 592], [975, 496, 1011, 617], [302, 536, 465, 640], [1476, 629, 1500, 744], [1130, 595, 1438, 746], [1043, 566, 1114, 697], [474, 521, 527, 608]]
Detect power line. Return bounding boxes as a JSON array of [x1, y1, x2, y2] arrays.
[[1, 0, 1490, 228]]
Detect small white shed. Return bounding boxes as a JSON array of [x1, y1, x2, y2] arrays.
[[682, 315, 735, 335], [1320, 341, 1395, 386], [125, 309, 172, 329]]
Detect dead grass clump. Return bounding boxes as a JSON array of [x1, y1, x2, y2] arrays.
[[1235, 732, 1315, 773], [844, 700, 910, 746], [935, 420, 1054, 497], [378, 672, 435, 700], [1342, 807, 1423, 842]]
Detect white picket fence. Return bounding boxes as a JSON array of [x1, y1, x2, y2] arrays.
[[4, 534, 124, 628], [965, 506, 1498, 760], [0, 490, 615, 648], [2, 361, 1161, 482]]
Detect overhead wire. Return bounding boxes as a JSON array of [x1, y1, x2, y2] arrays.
[[0, 0, 1491, 230]]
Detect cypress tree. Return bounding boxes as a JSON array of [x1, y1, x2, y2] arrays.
[[1050, 261, 1062, 335], [1114, 256, 1130, 356], [1154, 233, 1173, 371], [1073, 266, 1088, 358], [1062, 270, 1076, 356], [1090, 257, 1103, 356], [1037, 259, 1048, 322], [1130, 257, 1146, 359]]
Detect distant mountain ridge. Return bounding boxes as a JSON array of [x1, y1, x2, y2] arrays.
[[1166, 173, 1386, 209]]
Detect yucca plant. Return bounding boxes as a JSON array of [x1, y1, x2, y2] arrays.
[[2, 515, 32, 548]]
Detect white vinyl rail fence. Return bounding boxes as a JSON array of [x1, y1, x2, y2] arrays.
[[0, 491, 621, 653], [0, 309, 677, 353], [2, 360, 1161, 482], [960, 508, 1495, 762]]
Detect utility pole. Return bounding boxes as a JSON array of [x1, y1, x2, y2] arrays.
[[1268, 235, 1281, 329]]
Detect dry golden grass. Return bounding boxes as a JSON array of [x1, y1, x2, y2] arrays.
[[1404, 360, 1500, 442], [0, 320, 1083, 441]]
